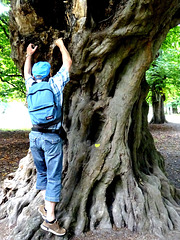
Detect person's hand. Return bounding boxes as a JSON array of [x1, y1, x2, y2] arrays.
[[55, 37, 72, 71], [55, 38, 64, 48], [26, 43, 38, 56]]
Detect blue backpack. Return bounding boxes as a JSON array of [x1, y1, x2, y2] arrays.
[[27, 81, 61, 127]]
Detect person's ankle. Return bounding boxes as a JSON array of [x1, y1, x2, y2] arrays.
[[46, 218, 56, 224], [46, 214, 56, 222]]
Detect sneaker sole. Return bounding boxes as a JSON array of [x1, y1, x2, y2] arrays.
[[38, 208, 46, 220], [41, 223, 66, 236]]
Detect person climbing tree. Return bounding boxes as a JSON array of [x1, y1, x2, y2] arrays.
[[24, 38, 72, 236]]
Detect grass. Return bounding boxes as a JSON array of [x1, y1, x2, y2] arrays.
[[0, 128, 31, 132]]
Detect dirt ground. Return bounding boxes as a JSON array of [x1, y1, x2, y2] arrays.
[[149, 123, 180, 190], [0, 130, 29, 181], [0, 123, 180, 239]]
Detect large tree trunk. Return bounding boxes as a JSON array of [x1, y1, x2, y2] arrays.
[[1, 0, 180, 239], [150, 91, 167, 124]]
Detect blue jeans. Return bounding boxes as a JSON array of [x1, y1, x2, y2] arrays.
[[29, 131, 63, 202]]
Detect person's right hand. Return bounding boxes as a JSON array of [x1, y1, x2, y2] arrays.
[[55, 38, 64, 48], [26, 43, 38, 56]]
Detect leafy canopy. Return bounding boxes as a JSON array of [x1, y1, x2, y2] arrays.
[[0, 2, 26, 101], [146, 25, 180, 105]]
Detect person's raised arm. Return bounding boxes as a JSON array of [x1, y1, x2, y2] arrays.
[[55, 38, 72, 72], [24, 44, 38, 79]]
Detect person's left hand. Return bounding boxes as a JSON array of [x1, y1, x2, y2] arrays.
[[26, 43, 38, 56]]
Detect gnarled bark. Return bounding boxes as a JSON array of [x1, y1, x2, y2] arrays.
[[1, 0, 180, 239]]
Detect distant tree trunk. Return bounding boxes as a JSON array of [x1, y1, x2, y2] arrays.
[[172, 103, 178, 114], [150, 91, 167, 124], [1, 0, 180, 239]]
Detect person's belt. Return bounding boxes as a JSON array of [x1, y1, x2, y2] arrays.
[[32, 127, 59, 134]]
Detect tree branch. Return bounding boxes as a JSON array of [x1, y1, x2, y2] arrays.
[[0, 19, 9, 39], [0, 16, 8, 25], [0, 75, 26, 96], [0, 76, 17, 88]]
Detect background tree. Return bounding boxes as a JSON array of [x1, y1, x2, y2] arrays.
[[0, 2, 25, 101], [146, 26, 180, 123], [0, 1, 180, 239]]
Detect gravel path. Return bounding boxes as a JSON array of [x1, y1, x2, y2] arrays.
[[149, 122, 180, 189]]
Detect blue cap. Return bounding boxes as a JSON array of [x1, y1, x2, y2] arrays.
[[32, 61, 51, 79]]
